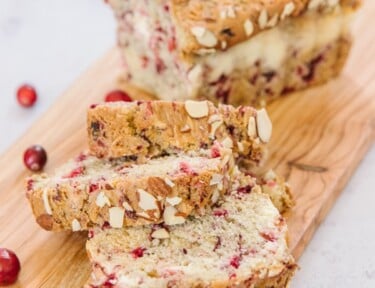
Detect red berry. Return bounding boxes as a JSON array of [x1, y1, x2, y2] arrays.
[[130, 247, 146, 259], [23, 145, 47, 172], [0, 248, 21, 285], [213, 209, 228, 217], [16, 84, 37, 107], [229, 255, 241, 269], [105, 90, 132, 102]]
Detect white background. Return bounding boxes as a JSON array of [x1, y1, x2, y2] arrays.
[[0, 1, 374, 287]]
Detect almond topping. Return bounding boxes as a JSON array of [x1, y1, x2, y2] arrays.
[[164, 178, 175, 188], [42, 188, 52, 215], [210, 174, 223, 186], [211, 189, 220, 204], [137, 189, 158, 211], [109, 207, 125, 228], [256, 109, 272, 143], [166, 196, 182, 206], [123, 201, 134, 211], [281, 2, 295, 20], [151, 228, 170, 239], [191, 27, 218, 47], [180, 124, 191, 133], [244, 19, 254, 37], [163, 206, 186, 225], [266, 13, 278, 28], [258, 10, 268, 29], [247, 116, 257, 138], [237, 142, 244, 152], [71, 219, 81, 232], [210, 120, 223, 139], [185, 100, 209, 118], [95, 191, 111, 208]]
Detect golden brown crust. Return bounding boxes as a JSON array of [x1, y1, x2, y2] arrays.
[[87, 101, 269, 166], [170, 0, 361, 55]]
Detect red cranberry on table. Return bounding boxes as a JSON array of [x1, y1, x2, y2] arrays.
[[16, 84, 37, 108], [0, 248, 21, 286], [105, 90, 132, 102], [23, 145, 47, 172]]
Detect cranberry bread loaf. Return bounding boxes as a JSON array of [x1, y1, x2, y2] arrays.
[[26, 150, 234, 232], [85, 178, 296, 288], [88, 101, 271, 166], [107, 0, 361, 106]]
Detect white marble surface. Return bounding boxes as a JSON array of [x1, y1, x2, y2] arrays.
[[0, 1, 374, 287]]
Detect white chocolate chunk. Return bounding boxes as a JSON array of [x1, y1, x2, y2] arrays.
[[185, 100, 209, 118], [109, 207, 125, 228], [71, 219, 81, 232], [256, 109, 272, 143], [151, 228, 170, 239], [308, 0, 325, 10], [95, 191, 111, 208], [137, 189, 158, 210]]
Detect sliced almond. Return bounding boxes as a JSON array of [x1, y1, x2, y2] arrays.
[[164, 178, 175, 188], [123, 201, 134, 211], [151, 228, 170, 239], [166, 196, 182, 206], [210, 120, 223, 139], [42, 188, 52, 215], [208, 114, 222, 124], [247, 116, 257, 138], [95, 191, 111, 208], [266, 13, 278, 28], [191, 27, 218, 47], [137, 189, 158, 211], [244, 19, 254, 37], [308, 0, 325, 10], [109, 207, 124, 228], [211, 189, 220, 204], [184, 100, 209, 118], [71, 219, 81, 232], [163, 206, 186, 225], [256, 109, 272, 143], [258, 9, 268, 29], [180, 124, 191, 133], [281, 2, 295, 20]]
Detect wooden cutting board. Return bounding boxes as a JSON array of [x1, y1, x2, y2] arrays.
[[1, 2, 375, 287]]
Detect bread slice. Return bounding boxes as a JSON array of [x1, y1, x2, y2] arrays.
[[88, 100, 270, 166], [85, 176, 296, 288], [106, 0, 360, 106], [26, 149, 235, 232]]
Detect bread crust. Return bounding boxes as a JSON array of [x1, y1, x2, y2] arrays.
[[26, 153, 233, 231], [87, 101, 269, 166], [170, 0, 361, 55]]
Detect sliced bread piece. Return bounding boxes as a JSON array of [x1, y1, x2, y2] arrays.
[[26, 148, 234, 232], [85, 177, 296, 288], [87, 100, 270, 167]]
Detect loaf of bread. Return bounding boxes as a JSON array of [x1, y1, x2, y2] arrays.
[[85, 176, 296, 288], [88, 101, 271, 166], [106, 0, 361, 106], [26, 149, 235, 231]]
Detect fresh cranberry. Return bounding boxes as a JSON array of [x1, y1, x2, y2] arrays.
[[210, 146, 221, 158], [16, 84, 37, 108], [213, 209, 228, 217], [89, 183, 99, 193], [23, 145, 47, 172], [89, 104, 98, 109], [229, 255, 241, 269], [260, 231, 277, 242], [105, 90, 132, 102], [63, 166, 85, 179], [0, 248, 21, 285], [130, 247, 146, 259]]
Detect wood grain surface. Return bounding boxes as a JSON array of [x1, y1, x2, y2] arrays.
[[1, 2, 375, 287]]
